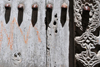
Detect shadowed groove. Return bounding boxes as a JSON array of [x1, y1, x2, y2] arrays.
[[18, 4, 24, 26], [45, 4, 52, 30], [60, 3, 67, 27], [5, 4, 11, 24], [31, 4, 38, 27]]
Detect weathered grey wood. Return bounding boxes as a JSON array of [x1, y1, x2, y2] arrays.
[[46, 0, 69, 67], [0, 0, 46, 67], [0, 0, 70, 67]]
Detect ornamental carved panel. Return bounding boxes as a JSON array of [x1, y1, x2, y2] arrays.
[[74, 0, 100, 67]]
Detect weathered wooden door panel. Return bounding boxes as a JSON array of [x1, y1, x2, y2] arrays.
[[0, 0, 46, 67], [0, 0, 86, 66]]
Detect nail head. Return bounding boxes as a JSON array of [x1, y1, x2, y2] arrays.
[[18, 4, 24, 8], [83, 6, 90, 11], [61, 3, 67, 8], [32, 4, 38, 8], [5, 4, 10, 7], [46, 4, 52, 9]]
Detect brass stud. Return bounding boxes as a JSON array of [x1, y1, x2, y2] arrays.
[[83, 6, 90, 11], [61, 3, 67, 8], [5, 4, 10, 7], [18, 4, 24, 8], [46, 4, 52, 9], [32, 4, 38, 8]]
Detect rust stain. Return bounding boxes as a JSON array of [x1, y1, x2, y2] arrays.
[[24, 25, 31, 44], [0, 21, 3, 50], [37, 31, 41, 42], [97, 40, 99, 42], [4, 27, 10, 46], [10, 18, 15, 50], [34, 26, 41, 42], [15, 20, 31, 44], [0, 18, 32, 50], [3, 18, 15, 50]]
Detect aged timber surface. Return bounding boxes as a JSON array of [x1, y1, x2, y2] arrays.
[[0, 0, 46, 67], [0, 0, 70, 67]]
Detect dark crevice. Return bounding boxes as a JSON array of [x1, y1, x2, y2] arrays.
[[75, 8, 90, 36], [47, 47, 50, 50], [14, 54, 17, 57], [55, 14, 57, 18], [75, 26, 83, 36], [76, 60, 85, 67], [31, 7, 38, 27], [53, 21, 56, 25], [45, 7, 52, 30], [92, 27, 100, 36], [55, 29, 57, 33], [75, 43, 86, 54], [60, 7, 67, 27], [69, 0, 74, 67], [18, 7, 23, 26], [18, 52, 21, 56], [82, 9, 90, 32], [5, 6, 11, 24], [94, 63, 100, 67]]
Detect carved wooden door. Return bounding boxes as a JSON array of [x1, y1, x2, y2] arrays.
[[0, 0, 99, 67]]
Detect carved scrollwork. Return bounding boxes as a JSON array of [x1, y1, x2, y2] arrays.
[[75, 51, 100, 67], [75, 31, 98, 49], [74, 0, 83, 30], [74, 0, 99, 31], [74, 0, 100, 67]]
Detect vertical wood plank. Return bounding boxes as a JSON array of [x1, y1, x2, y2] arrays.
[[46, 0, 69, 67]]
